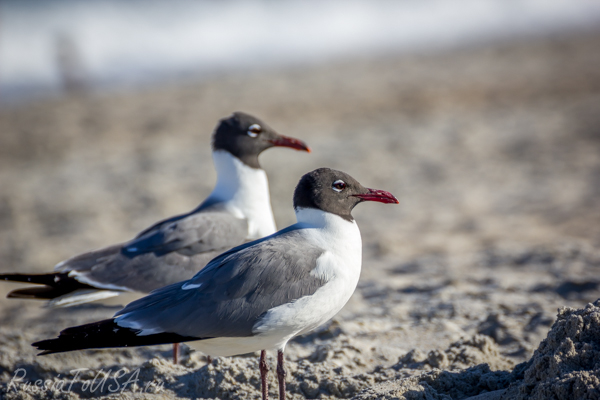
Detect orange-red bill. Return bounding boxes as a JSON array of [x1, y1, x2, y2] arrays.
[[352, 188, 399, 204], [268, 135, 311, 152]]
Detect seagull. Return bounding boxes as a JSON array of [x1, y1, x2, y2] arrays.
[[1, 112, 309, 363], [32, 168, 399, 400]]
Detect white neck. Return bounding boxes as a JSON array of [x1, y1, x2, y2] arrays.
[[294, 207, 362, 265], [206, 150, 277, 239]]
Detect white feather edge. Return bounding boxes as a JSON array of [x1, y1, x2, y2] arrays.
[[46, 289, 122, 308], [66, 270, 133, 292]]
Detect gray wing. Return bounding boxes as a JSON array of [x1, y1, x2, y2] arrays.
[[54, 209, 249, 293], [121, 208, 248, 257], [55, 246, 224, 293], [114, 227, 326, 338]]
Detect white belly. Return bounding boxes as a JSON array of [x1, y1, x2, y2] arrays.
[[185, 334, 294, 357]]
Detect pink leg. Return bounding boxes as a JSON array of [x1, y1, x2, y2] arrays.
[[277, 350, 286, 400], [260, 350, 270, 400], [173, 343, 180, 364]]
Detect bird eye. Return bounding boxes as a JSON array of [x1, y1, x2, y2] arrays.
[[247, 124, 262, 138], [332, 180, 346, 192]]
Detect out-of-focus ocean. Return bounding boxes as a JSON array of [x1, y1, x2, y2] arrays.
[[2, 0, 599, 104]]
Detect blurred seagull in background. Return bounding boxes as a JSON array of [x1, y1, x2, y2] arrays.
[[33, 168, 399, 400], [1, 112, 309, 362]]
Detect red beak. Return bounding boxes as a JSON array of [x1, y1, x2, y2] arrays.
[[268, 135, 311, 152], [352, 188, 399, 204]]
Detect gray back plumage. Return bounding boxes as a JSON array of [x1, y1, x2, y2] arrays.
[[122, 204, 247, 257], [115, 226, 326, 338]]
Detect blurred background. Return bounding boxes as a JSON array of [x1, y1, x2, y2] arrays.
[[1, 0, 600, 267], [2, 0, 600, 103], [1, 0, 600, 367]]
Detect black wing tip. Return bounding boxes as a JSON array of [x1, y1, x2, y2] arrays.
[[30, 319, 117, 355], [0, 273, 44, 283], [1, 273, 97, 300], [32, 341, 57, 355], [7, 287, 57, 300], [31, 318, 203, 355], [7, 290, 28, 299], [32, 338, 68, 355]]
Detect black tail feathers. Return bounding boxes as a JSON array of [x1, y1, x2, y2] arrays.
[[32, 319, 202, 355], [0, 272, 96, 300]]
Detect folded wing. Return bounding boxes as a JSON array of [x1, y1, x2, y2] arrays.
[[115, 227, 327, 339]]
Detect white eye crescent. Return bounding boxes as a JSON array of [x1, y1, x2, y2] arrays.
[[247, 124, 262, 137], [332, 180, 346, 192]]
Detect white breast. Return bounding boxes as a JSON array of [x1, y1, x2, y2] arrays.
[[206, 150, 277, 239], [250, 208, 363, 350]]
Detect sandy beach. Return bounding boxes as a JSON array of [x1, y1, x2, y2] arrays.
[[1, 31, 600, 399]]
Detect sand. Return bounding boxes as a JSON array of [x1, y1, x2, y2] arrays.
[[1, 31, 600, 399]]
